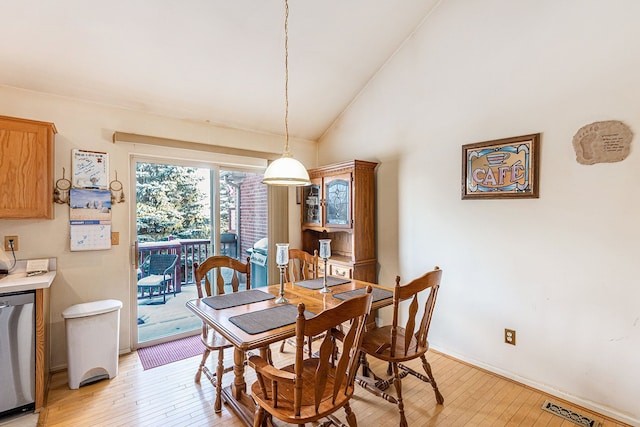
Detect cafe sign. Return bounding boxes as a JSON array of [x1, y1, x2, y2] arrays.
[[462, 133, 540, 199]]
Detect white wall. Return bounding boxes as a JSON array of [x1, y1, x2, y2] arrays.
[[0, 87, 315, 370], [320, 0, 640, 424]]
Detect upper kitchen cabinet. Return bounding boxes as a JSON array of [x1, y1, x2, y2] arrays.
[[0, 116, 57, 219], [301, 160, 378, 283]]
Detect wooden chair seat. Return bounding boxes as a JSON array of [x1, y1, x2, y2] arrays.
[[360, 325, 425, 363], [200, 330, 233, 351]]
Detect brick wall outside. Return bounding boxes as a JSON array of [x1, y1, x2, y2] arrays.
[[238, 173, 268, 259]]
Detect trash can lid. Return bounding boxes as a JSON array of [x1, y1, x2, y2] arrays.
[[253, 237, 268, 252], [62, 299, 123, 319]]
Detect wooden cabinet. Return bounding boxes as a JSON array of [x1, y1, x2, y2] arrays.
[[301, 172, 353, 230], [0, 115, 57, 219], [35, 287, 50, 412], [301, 160, 378, 283]]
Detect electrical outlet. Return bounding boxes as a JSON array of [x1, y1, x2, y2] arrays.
[[505, 328, 516, 345], [4, 235, 19, 251]]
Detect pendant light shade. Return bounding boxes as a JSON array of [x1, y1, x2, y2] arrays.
[[263, 154, 310, 186], [262, 0, 311, 187]]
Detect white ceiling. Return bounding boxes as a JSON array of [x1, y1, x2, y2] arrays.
[[0, 0, 441, 141]]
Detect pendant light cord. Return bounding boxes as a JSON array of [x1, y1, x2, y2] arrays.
[[283, 0, 290, 155]]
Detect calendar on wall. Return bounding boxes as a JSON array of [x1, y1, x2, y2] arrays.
[[70, 221, 111, 251], [69, 188, 112, 251]]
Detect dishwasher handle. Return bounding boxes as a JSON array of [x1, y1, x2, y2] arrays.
[[0, 292, 35, 308]]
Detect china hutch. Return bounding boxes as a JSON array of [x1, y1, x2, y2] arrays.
[[300, 159, 378, 283]]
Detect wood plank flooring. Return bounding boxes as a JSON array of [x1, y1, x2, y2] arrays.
[[39, 346, 630, 427]]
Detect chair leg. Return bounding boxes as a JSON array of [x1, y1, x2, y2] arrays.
[[279, 339, 287, 353], [214, 348, 225, 413], [253, 407, 267, 427], [195, 349, 210, 383], [391, 362, 408, 427], [344, 401, 357, 427], [420, 354, 444, 404], [359, 352, 370, 377]]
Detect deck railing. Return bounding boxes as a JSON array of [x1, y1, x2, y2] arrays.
[[138, 239, 212, 293]]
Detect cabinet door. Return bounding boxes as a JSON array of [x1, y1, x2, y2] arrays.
[[301, 178, 322, 227], [0, 117, 55, 219], [323, 173, 351, 228]]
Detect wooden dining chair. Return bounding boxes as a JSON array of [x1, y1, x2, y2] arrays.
[[192, 255, 251, 413], [249, 287, 373, 427], [279, 248, 319, 354], [286, 248, 318, 283], [357, 266, 443, 427]]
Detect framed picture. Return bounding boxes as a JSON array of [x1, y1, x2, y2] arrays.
[[462, 133, 540, 199]]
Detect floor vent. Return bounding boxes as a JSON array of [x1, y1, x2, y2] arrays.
[[541, 400, 600, 427]]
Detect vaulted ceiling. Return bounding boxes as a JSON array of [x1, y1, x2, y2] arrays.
[[0, 1, 441, 141]]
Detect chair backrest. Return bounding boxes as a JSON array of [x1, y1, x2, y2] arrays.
[[194, 255, 251, 297], [291, 287, 372, 415], [286, 249, 318, 282], [390, 266, 442, 358], [146, 253, 179, 276]]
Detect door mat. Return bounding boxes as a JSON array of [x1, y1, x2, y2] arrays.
[[137, 335, 205, 370], [541, 400, 600, 427]]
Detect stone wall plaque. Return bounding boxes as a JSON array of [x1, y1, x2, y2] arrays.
[[572, 120, 633, 165]]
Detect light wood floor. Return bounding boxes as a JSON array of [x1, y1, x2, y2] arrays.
[[39, 345, 629, 427]]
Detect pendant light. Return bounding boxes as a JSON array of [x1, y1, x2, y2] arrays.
[[262, 0, 311, 186]]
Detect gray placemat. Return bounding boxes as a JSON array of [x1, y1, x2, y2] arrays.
[[229, 304, 315, 335], [295, 276, 351, 290], [333, 287, 393, 303], [202, 289, 275, 310]]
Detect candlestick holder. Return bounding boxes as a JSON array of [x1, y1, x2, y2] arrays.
[[275, 243, 289, 303], [319, 239, 332, 294]]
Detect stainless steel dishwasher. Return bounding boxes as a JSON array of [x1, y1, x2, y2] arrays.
[[0, 290, 35, 417]]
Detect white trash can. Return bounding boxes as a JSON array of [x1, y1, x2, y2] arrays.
[[62, 299, 123, 389]]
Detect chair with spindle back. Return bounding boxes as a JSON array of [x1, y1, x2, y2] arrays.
[[249, 286, 373, 427], [192, 255, 251, 413], [357, 266, 444, 427], [279, 248, 319, 353], [285, 248, 318, 282]]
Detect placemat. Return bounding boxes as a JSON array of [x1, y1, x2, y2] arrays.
[[333, 287, 393, 303], [295, 276, 351, 290], [202, 289, 275, 310], [229, 304, 315, 335]]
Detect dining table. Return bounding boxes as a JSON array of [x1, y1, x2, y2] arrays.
[[186, 276, 394, 426]]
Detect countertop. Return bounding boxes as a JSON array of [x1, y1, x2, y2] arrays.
[[0, 258, 56, 293]]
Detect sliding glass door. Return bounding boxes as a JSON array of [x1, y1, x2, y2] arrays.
[[132, 157, 268, 347]]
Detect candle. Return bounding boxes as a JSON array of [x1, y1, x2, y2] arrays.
[[276, 243, 289, 265], [319, 239, 331, 259]]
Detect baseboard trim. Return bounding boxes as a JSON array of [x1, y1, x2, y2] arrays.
[[430, 345, 638, 427]]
